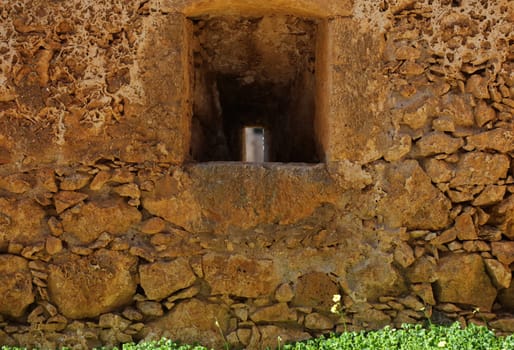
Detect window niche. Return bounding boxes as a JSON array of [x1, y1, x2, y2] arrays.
[[190, 15, 322, 163]]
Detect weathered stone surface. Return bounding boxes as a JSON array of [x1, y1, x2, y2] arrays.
[[345, 255, 407, 302], [139, 258, 197, 300], [275, 283, 294, 303], [413, 132, 463, 156], [0, 255, 34, 318], [450, 152, 510, 187], [434, 254, 496, 311], [455, 213, 478, 240], [491, 242, 514, 265], [498, 280, 514, 311], [203, 254, 280, 298], [143, 299, 230, 350], [422, 158, 453, 183], [490, 318, 514, 333], [250, 303, 297, 323], [59, 173, 91, 191], [292, 272, 339, 310], [412, 283, 436, 305], [304, 312, 334, 330], [54, 191, 88, 214], [393, 241, 415, 268], [142, 165, 339, 232], [490, 195, 514, 239], [430, 228, 457, 246], [257, 325, 311, 350], [473, 185, 507, 206], [137, 301, 164, 317], [466, 74, 490, 99], [466, 127, 514, 153], [484, 259, 511, 289], [140, 217, 166, 234], [61, 198, 142, 244], [0, 198, 46, 247], [474, 100, 496, 127], [407, 256, 437, 283], [0, 174, 32, 193], [48, 250, 137, 318], [375, 160, 451, 230], [442, 94, 475, 127], [353, 308, 391, 329]]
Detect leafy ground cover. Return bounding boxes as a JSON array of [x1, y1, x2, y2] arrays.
[[2, 323, 514, 350]]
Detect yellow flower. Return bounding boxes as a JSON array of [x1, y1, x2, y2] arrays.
[[332, 294, 341, 303]]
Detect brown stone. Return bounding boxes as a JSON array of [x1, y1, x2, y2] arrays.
[[292, 272, 339, 311], [258, 325, 311, 350], [490, 195, 514, 239], [59, 173, 91, 191], [490, 319, 514, 333], [48, 249, 137, 319], [413, 132, 463, 157], [0, 198, 47, 246], [484, 258, 511, 289], [304, 312, 334, 330], [142, 165, 339, 232], [498, 280, 514, 311], [250, 303, 297, 323], [353, 308, 391, 329], [462, 240, 490, 252], [455, 213, 478, 240], [203, 253, 280, 298], [54, 191, 88, 214], [407, 256, 437, 283], [450, 152, 510, 187], [395, 46, 421, 61], [375, 160, 451, 230], [139, 258, 197, 300], [466, 74, 490, 99], [0, 174, 32, 193], [0, 255, 34, 318], [136, 301, 164, 317], [140, 217, 166, 234], [45, 236, 63, 255], [434, 254, 496, 311], [442, 94, 475, 127], [491, 242, 514, 265], [412, 284, 436, 305], [393, 241, 415, 268], [345, 254, 407, 302], [432, 117, 455, 132], [275, 283, 294, 303], [143, 299, 230, 350], [422, 158, 453, 183], [466, 127, 514, 153], [430, 228, 457, 246], [113, 183, 140, 199], [61, 198, 142, 244], [90, 170, 111, 191], [473, 185, 507, 206], [474, 100, 496, 127]]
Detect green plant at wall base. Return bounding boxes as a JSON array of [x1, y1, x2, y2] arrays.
[[2, 323, 514, 350]]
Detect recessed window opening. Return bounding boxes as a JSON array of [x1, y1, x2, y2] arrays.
[[243, 126, 270, 162], [190, 14, 321, 163]]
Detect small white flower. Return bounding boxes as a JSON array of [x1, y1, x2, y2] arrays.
[[437, 340, 447, 347], [332, 294, 341, 303], [330, 304, 339, 314]]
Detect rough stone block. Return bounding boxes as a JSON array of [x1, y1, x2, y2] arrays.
[[434, 254, 496, 311], [48, 250, 137, 318]]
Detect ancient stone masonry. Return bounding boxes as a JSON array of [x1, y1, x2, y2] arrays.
[[0, 0, 513, 348]]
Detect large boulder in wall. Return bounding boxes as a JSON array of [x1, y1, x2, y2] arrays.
[[48, 249, 138, 318]]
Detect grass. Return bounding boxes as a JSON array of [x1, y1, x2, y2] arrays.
[[2, 323, 514, 350]]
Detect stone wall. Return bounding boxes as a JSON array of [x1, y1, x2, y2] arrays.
[[0, 0, 513, 349]]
